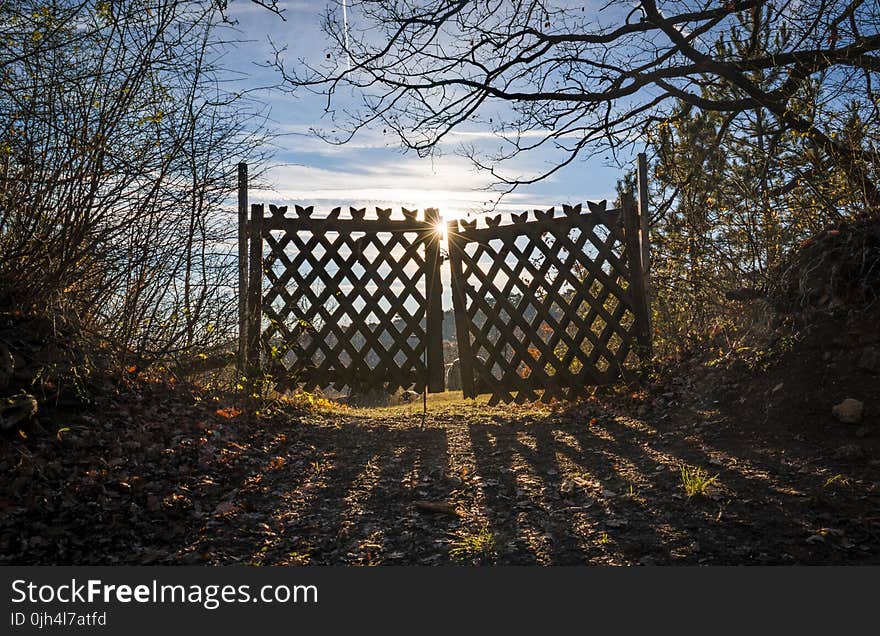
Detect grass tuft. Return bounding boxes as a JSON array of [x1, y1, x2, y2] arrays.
[[449, 524, 496, 563], [627, 482, 646, 504], [679, 464, 719, 498]]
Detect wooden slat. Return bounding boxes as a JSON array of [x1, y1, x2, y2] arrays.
[[262, 216, 428, 234], [237, 162, 248, 374], [637, 152, 653, 350], [622, 192, 652, 355], [247, 203, 263, 377], [447, 221, 477, 398], [455, 208, 624, 242]]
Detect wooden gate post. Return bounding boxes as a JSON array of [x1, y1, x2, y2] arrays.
[[446, 220, 477, 398], [237, 162, 248, 374], [636, 153, 653, 338], [246, 203, 264, 379], [622, 191, 652, 357], [424, 208, 446, 393]]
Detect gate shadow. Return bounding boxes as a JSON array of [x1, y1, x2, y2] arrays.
[[189, 417, 454, 565], [463, 400, 863, 565]]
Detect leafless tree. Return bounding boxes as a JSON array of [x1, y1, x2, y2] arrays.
[[275, 0, 880, 207], [0, 0, 275, 368]]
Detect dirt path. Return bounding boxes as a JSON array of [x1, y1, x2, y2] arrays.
[[191, 397, 878, 565], [3, 383, 878, 565]]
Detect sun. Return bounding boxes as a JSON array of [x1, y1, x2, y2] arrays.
[[434, 218, 449, 244], [375, 191, 470, 244], [433, 208, 465, 245]]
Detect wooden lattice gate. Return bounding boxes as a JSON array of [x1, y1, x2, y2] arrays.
[[446, 190, 651, 405], [238, 156, 651, 403], [240, 197, 445, 394]]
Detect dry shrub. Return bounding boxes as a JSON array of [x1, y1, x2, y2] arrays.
[[770, 216, 880, 313]]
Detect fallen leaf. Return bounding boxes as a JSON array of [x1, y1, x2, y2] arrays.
[[413, 500, 460, 516], [214, 501, 237, 515]]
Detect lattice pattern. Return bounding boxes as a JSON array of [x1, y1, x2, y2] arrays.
[[448, 202, 650, 405], [259, 205, 442, 393]]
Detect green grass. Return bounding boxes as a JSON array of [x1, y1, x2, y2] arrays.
[[343, 390, 482, 417], [626, 482, 646, 504], [449, 524, 497, 563], [346, 390, 550, 420], [679, 464, 719, 498], [824, 473, 850, 488]]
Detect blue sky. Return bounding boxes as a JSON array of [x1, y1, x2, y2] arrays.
[[223, 1, 632, 221]]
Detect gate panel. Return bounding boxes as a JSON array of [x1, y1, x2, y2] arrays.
[[255, 205, 444, 394], [447, 198, 651, 405]]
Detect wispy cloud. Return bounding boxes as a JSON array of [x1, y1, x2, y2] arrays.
[[446, 128, 581, 140], [251, 160, 532, 215], [227, 3, 630, 220]]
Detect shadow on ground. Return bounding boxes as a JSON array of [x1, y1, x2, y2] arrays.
[[3, 383, 877, 565], [189, 395, 880, 565]]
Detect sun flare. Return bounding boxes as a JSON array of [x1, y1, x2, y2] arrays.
[[434, 219, 449, 243]]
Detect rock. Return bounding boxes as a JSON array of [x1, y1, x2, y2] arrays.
[[400, 390, 420, 403], [857, 347, 878, 373], [832, 398, 864, 424]]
